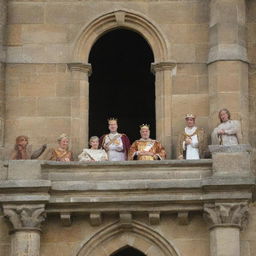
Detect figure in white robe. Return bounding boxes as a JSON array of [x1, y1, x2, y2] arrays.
[[176, 114, 207, 160], [78, 148, 108, 162], [211, 109, 242, 146], [78, 136, 108, 162]]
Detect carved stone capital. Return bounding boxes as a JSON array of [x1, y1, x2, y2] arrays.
[[203, 202, 249, 230], [3, 204, 46, 232], [68, 62, 92, 75], [151, 62, 176, 73]]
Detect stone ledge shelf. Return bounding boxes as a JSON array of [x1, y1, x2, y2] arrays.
[[0, 145, 254, 227]]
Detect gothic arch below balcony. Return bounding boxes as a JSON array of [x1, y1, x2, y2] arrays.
[[76, 220, 180, 256]]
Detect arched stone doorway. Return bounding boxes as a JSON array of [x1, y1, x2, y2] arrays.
[[69, 10, 175, 157], [110, 246, 145, 256], [88, 28, 155, 142], [76, 221, 180, 256]]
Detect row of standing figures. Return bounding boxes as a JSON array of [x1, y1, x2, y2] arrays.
[[10, 108, 242, 162]]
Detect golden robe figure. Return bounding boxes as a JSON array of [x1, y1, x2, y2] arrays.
[[128, 124, 166, 161], [40, 134, 73, 162]]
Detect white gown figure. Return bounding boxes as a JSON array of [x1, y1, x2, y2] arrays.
[[104, 133, 126, 161], [183, 127, 200, 160], [211, 120, 242, 146], [78, 148, 108, 162]]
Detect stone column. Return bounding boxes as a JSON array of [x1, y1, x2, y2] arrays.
[[3, 204, 46, 256], [0, 0, 7, 147], [208, 0, 249, 143], [204, 202, 249, 256], [151, 62, 176, 158], [68, 63, 91, 156]]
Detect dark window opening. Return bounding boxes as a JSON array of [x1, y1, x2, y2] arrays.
[[89, 29, 155, 143]]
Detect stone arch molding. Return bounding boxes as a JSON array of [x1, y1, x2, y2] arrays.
[[72, 9, 169, 63], [76, 220, 180, 256]]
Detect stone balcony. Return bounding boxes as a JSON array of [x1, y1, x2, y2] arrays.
[[0, 145, 254, 226], [0, 145, 255, 256]]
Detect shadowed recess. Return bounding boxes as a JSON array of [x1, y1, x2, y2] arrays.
[[89, 28, 155, 143], [110, 246, 146, 256]]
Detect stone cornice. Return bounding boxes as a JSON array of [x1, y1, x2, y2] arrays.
[[0, 159, 254, 227]]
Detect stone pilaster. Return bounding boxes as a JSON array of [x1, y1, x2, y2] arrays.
[[0, 0, 7, 148], [3, 204, 46, 256], [151, 62, 176, 158], [208, 0, 249, 143], [209, 144, 252, 176], [204, 202, 249, 256], [68, 63, 91, 156]]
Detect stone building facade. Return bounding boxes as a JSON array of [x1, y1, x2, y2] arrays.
[[0, 0, 256, 256]]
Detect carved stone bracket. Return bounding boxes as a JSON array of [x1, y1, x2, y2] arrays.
[[177, 212, 189, 225], [90, 212, 102, 226], [151, 62, 176, 73], [149, 212, 160, 225], [60, 212, 72, 227], [203, 202, 249, 230], [68, 62, 92, 76], [3, 204, 46, 232], [119, 212, 132, 229]]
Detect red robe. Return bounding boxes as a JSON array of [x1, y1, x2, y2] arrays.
[[99, 133, 131, 160]]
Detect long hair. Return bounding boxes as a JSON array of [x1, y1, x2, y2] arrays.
[[14, 135, 29, 159], [218, 108, 231, 123], [14, 135, 28, 149]]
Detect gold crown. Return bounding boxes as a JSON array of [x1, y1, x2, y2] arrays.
[[108, 117, 118, 124], [185, 113, 196, 119], [140, 124, 150, 130]]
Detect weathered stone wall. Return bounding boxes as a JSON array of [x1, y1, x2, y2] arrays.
[[247, 0, 256, 169], [2, 0, 255, 161], [0, 216, 10, 255], [4, 0, 210, 159], [39, 214, 210, 256], [1, 208, 256, 256], [5, 64, 71, 155]]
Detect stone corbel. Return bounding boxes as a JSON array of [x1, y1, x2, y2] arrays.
[[60, 212, 72, 227], [90, 212, 102, 226], [119, 212, 132, 229], [151, 62, 176, 74], [68, 62, 92, 76], [148, 212, 160, 225], [203, 202, 249, 230], [177, 211, 189, 225], [3, 204, 46, 233]]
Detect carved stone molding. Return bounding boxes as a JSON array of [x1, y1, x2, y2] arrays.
[[68, 62, 92, 75], [90, 212, 102, 226], [149, 212, 160, 225], [151, 62, 176, 73], [3, 204, 46, 232], [177, 212, 189, 225], [60, 212, 72, 227], [203, 202, 249, 230]]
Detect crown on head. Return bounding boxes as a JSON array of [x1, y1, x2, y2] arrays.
[[185, 113, 196, 119], [140, 124, 150, 130], [108, 117, 118, 124]]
